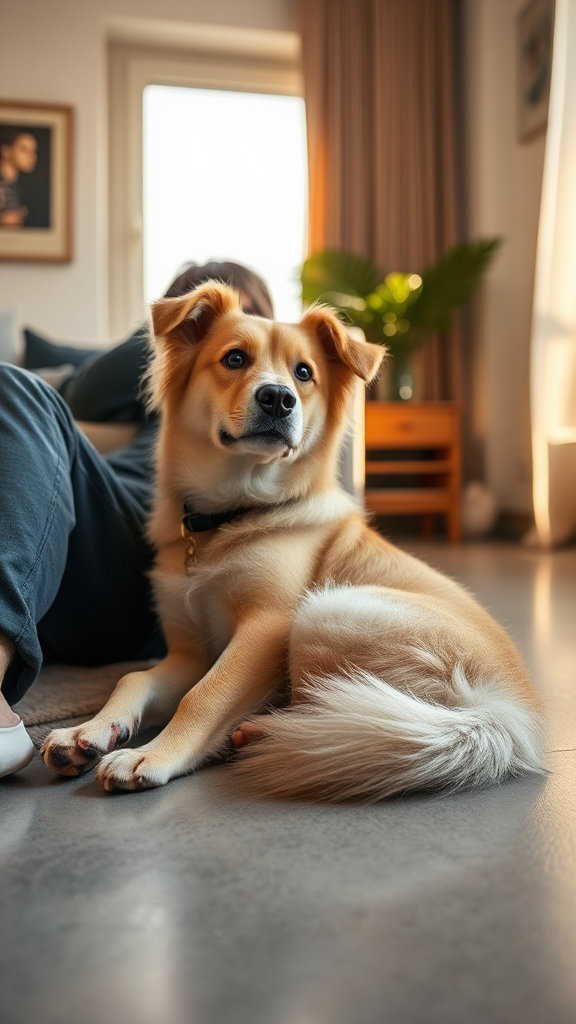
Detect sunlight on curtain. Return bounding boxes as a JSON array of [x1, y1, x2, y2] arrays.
[[296, 0, 459, 400], [531, 0, 576, 546], [143, 86, 308, 321]]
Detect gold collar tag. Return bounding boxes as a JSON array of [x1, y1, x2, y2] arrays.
[[180, 518, 197, 575]]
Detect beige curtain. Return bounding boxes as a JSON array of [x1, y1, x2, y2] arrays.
[[297, 0, 460, 400]]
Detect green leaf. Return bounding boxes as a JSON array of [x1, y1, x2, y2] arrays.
[[297, 239, 501, 350], [409, 238, 501, 332], [299, 249, 382, 306]]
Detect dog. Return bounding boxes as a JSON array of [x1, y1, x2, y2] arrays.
[[41, 283, 545, 801]]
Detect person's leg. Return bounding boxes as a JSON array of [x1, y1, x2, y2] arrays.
[[0, 363, 78, 721], [0, 366, 163, 775], [34, 422, 163, 676]]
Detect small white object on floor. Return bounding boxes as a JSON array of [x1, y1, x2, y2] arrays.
[[462, 481, 498, 538], [0, 720, 34, 779]]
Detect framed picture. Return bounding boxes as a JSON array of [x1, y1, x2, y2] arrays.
[[517, 0, 555, 142], [0, 100, 73, 261]]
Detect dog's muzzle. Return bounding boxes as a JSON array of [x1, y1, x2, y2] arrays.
[[219, 383, 301, 451]]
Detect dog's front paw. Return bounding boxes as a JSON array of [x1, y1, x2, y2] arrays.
[[95, 747, 172, 792], [41, 721, 131, 777]]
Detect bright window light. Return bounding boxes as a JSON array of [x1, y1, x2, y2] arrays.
[[143, 85, 308, 321]]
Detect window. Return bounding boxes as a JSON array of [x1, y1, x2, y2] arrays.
[[107, 32, 304, 335], [143, 85, 308, 320]]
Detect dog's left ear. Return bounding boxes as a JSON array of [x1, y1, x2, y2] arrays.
[[301, 305, 385, 383], [150, 282, 241, 346]]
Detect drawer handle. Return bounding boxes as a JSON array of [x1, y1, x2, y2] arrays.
[[398, 421, 414, 431]]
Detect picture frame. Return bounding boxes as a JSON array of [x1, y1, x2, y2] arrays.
[[516, 0, 555, 142], [0, 100, 73, 262]]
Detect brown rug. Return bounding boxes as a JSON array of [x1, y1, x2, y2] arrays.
[[15, 661, 153, 747]]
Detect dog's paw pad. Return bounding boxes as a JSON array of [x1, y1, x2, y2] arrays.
[[46, 747, 74, 770], [76, 739, 101, 760], [41, 731, 101, 777], [231, 721, 264, 748], [41, 721, 131, 777]]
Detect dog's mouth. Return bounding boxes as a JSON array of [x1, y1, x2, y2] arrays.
[[219, 428, 293, 449]]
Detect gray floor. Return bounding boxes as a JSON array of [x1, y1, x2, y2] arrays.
[[2, 541, 576, 1024]]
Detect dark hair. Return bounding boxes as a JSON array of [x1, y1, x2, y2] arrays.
[[0, 125, 33, 149], [164, 260, 274, 319]]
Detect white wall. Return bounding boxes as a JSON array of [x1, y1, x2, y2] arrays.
[[463, 0, 546, 514], [0, 0, 295, 344]]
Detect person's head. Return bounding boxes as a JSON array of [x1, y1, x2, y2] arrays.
[[164, 261, 274, 320], [0, 129, 38, 176]]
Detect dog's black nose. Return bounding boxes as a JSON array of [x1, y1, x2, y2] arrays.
[[255, 384, 297, 419]]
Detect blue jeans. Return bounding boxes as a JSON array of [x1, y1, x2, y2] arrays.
[[0, 364, 165, 706]]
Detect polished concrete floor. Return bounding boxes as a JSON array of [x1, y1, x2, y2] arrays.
[[1, 541, 576, 1024]]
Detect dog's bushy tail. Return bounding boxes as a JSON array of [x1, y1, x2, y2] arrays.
[[232, 666, 545, 802]]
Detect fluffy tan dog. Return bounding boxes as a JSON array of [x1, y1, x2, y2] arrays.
[[41, 283, 545, 801]]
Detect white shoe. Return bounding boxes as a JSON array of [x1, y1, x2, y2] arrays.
[[0, 720, 34, 778]]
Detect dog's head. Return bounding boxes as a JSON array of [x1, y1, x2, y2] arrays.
[[149, 282, 384, 499]]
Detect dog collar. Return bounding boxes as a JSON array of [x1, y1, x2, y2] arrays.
[[180, 502, 250, 575], [181, 503, 250, 534]]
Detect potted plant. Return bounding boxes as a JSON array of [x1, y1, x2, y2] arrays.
[[299, 239, 500, 400]]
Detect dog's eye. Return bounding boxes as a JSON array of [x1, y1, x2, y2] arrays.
[[294, 362, 313, 382], [223, 349, 248, 369]]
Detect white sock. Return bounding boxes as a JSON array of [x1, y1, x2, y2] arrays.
[[0, 720, 34, 779]]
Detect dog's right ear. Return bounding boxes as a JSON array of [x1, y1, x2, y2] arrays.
[[150, 282, 241, 346], [301, 304, 385, 383]]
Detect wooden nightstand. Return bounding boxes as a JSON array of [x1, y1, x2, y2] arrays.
[[365, 401, 462, 542]]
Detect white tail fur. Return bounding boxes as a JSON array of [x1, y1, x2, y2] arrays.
[[233, 665, 545, 803]]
